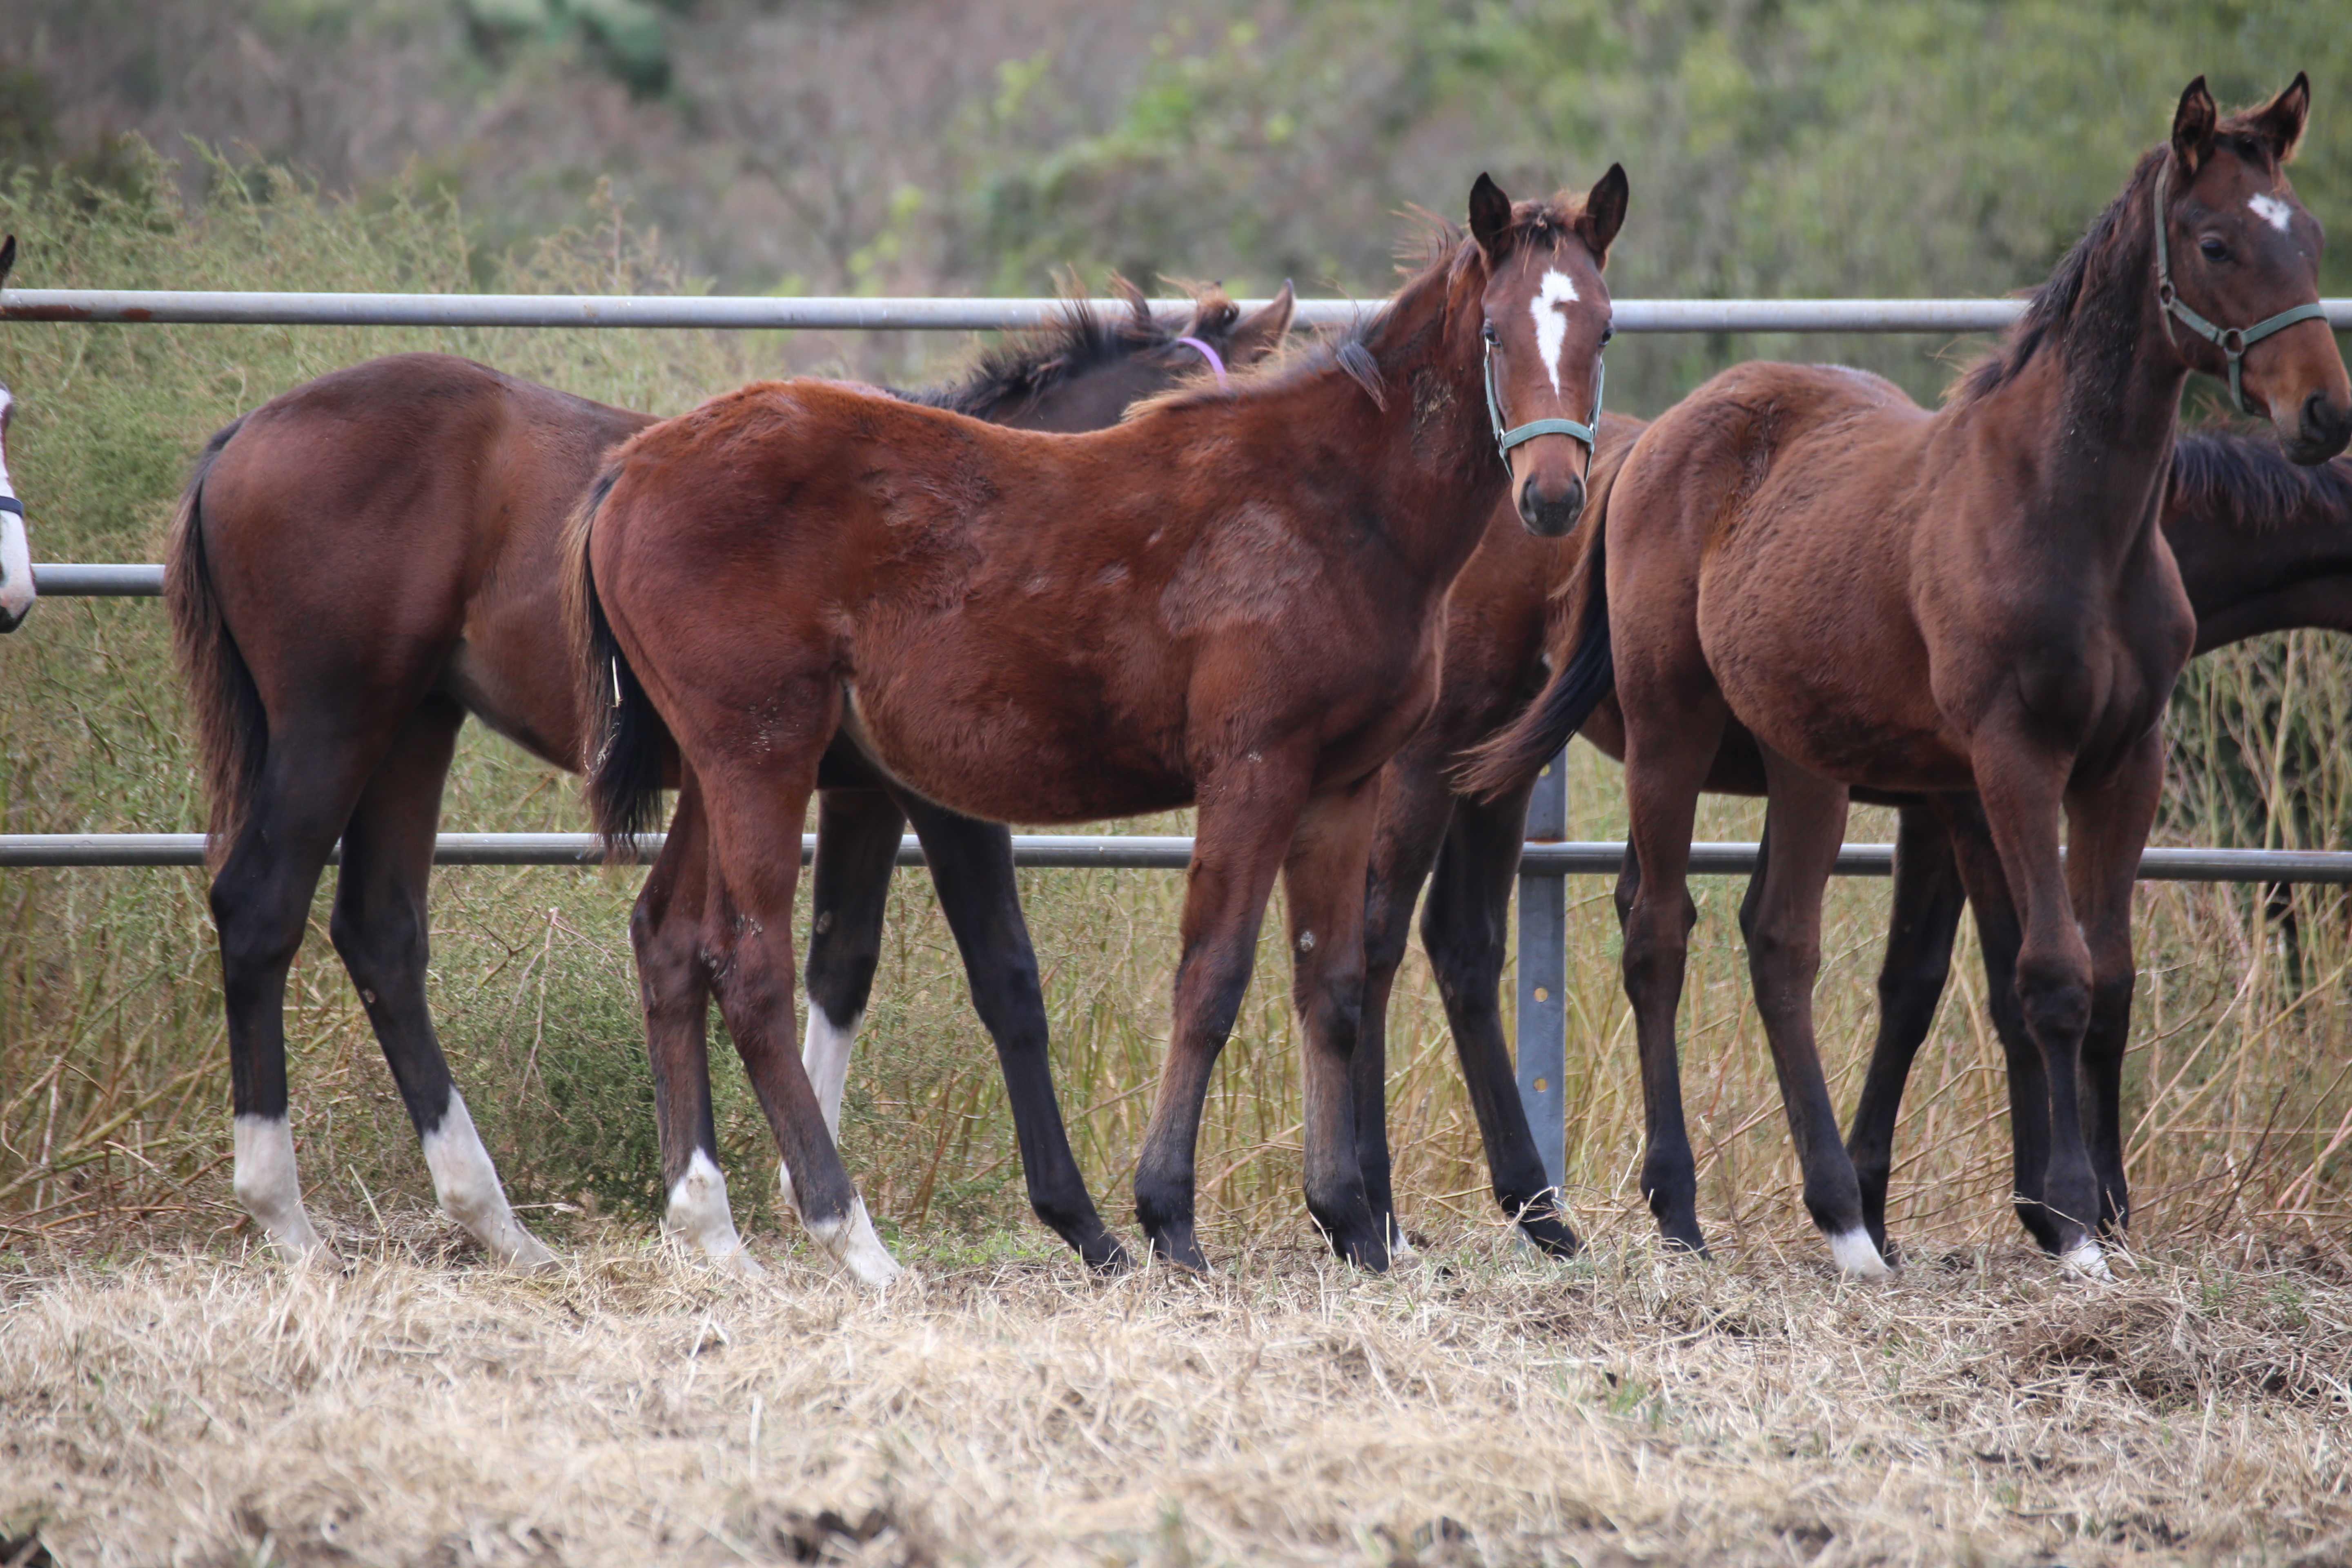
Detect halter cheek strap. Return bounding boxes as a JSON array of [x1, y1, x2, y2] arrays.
[[1174, 335, 1229, 390], [1486, 336, 1605, 481], [0, 497, 21, 515], [2153, 161, 2329, 417]]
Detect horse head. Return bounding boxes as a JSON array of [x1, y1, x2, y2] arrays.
[[0, 234, 31, 635], [1467, 167, 1625, 539], [2158, 74, 2350, 465]]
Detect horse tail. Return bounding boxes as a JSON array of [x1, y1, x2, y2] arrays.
[[1457, 501, 1615, 806], [565, 467, 669, 858], [163, 417, 263, 866]]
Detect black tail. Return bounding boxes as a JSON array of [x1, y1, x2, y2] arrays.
[[567, 468, 669, 858], [163, 417, 265, 864], [1457, 528, 1613, 803]]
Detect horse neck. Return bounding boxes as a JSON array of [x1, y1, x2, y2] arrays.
[[2168, 452, 2352, 647], [1982, 168, 2187, 561]]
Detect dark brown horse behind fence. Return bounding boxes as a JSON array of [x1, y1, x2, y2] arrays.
[[162, 283, 1290, 1271], [1465, 76, 2349, 1278], [575, 170, 1626, 1285]]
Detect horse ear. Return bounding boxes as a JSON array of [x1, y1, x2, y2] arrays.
[[2172, 75, 2218, 178], [1582, 164, 1628, 263], [0, 235, 14, 287], [1469, 173, 1514, 263], [1226, 281, 1295, 366], [2245, 72, 2310, 165]]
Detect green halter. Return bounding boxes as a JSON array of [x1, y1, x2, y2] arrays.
[[1485, 334, 1605, 481], [2153, 160, 2328, 416]]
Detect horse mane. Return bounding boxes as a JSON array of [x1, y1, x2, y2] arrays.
[[909, 283, 1207, 421], [1124, 192, 1595, 422], [1954, 99, 2293, 408], [2171, 425, 2352, 531]]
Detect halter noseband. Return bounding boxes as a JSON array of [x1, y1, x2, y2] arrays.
[[1485, 334, 1605, 481], [0, 497, 21, 516], [2153, 161, 2328, 417]]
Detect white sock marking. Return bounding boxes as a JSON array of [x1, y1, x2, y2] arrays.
[[421, 1091, 555, 1270], [2060, 1241, 2114, 1282], [232, 1114, 325, 1259], [1531, 270, 1581, 396], [1827, 1226, 1892, 1279], [666, 1147, 764, 1277], [806, 1195, 903, 1289], [777, 1006, 863, 1219], [2249, 192, 2292, 233]]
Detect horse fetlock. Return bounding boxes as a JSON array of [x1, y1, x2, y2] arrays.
[[1825, 1226, 1893, 1279], [232, 1113, 326, 1258], [803, 1195, 903, 1289], [420, 1093, 539, 1263], [666, 1148, 757, 1270]]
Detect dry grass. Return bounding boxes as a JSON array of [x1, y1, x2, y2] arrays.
[[3, 1218, 2350, 1567]]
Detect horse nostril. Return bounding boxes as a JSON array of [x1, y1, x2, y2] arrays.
[[1516, 477, 1587, 538], [2301, 389, 2352, 460]]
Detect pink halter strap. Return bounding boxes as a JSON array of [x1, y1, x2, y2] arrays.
[[1174, 336, 1229, 390]]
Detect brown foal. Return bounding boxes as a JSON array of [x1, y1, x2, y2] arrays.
[[575, 171, 1626, 1283], [1469, 76, 2348, 1277]]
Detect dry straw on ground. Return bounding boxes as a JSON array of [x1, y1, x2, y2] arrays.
[[4, 1216, 2350, 1568]]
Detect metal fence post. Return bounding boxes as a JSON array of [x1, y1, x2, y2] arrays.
[[1515, 746, 1570, 1192]]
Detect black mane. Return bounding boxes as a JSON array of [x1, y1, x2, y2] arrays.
[[903, 301, 1175, 422], [2172, 425, 2352, 531]]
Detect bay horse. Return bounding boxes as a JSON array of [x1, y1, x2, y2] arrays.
[[1464, 75, 2347, 1277], [1359, 422, 2352, 1262], [575, 170, 1627, 1284], [162, 282, 1292, 1270], [0, 236, 32, 636]]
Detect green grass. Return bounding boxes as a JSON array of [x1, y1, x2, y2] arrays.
[[2, 145, 2347, 1270]]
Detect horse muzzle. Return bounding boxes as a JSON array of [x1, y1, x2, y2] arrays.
[[1516, 472, 1587, 539], [0, 503, 34, 633], [2281, 386, 2352, 467]]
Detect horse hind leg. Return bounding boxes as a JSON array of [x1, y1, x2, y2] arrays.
[[632, 774, 760, 1275], [1744, 752, 1886, 1278], [330, 695, 553, 1270], [898, 788, 1130, 1271]]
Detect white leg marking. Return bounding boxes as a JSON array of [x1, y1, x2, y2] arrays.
[[1531, 269, 1581, 395], [232, 1114, 326, 1259], [2060, 1241, 2114, 1282], [2249, 192, 2292, 233], [804, 1194, 903, 1289], [666, 1147, 765, 1278], [777, 1006, 863, 1219], [1827, 1226, 1892, 1280], [421, 1091, 556, 1270]]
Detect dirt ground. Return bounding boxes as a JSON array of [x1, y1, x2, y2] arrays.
[[4, 1211, 2350, 1568]]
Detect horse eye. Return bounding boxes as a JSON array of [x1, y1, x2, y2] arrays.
[[1600, 325, 1616, 347], [1481, 321, 1499, 345], [2199, 236, 2230, 263]]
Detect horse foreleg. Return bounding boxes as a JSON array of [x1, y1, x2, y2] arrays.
[[898, 789, 1129, 1272], [1422, 780, 1580, 1256], [1745, 754, 1885, 1276], [1134, 757, 1308, 1270], [2066, 729, 2163, 1245], [633, 776, 757, 1274], [1973, 737, 2104, 1275], [1282, 776, 1388, 1270], [1356, 747, 1457, 1255], [1842, 802, 1968, 1259], [332, 695, 552, 1270]]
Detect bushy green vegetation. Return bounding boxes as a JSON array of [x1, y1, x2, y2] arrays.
[[3, 4, 2352, 1271]]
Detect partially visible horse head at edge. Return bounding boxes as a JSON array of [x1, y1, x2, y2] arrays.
[[0, 235, 31, 635]]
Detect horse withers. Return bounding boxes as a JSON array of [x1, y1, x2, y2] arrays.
[[1469, 75, 2348, 1278], [576, 170, 1626, 1285], [163, 283, 1289, 1272]]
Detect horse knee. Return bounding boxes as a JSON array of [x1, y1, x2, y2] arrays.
[[210, 875, 311, 989], [2014, 949, 2091, 1045]]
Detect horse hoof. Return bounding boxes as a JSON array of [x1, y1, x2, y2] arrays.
[[2060, 1241, 2113, 1283], [1147, 1229, 1210, 1274], [1826, 1227, 1893, 1279], [1077, 1232, 1134, 1274], [1515, 1211, 1583, 1260]]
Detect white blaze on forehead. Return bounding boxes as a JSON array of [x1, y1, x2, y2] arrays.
[[2249, 193, 2293, 233], [1531, 270, 1581, 396]]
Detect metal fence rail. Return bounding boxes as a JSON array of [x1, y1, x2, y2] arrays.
[[8, 287, 2347, 335]]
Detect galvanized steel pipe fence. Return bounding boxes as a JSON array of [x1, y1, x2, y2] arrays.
[[9, 286, 2351, 1188]]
